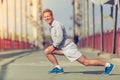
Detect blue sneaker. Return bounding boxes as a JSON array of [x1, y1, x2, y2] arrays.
[[48, 67, 64, 74], [103, 64, 115, 75]]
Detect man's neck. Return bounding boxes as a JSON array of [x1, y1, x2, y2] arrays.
[[49, 20, 54, 26]]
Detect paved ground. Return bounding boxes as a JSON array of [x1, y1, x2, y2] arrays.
[[0, 48, 120, 80]]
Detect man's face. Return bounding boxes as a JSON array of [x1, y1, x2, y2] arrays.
[[43, 12, 54, 25]]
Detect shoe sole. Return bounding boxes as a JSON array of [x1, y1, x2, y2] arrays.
[[109, 65, 115, 75], [48, 72, 64, 74], [57, 72, 64, 74]]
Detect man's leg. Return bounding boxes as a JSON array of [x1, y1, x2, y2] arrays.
[[77, 55, 114, 74], [44, 45, 64, 73], [77, 55, 105, 66], [44, 45, 60, 66]]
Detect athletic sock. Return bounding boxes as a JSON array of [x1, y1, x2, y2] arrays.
[[55, 65, 61, 69], [105, 63, 110, 67]]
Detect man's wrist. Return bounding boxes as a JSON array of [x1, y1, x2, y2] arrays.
[[52, 45, 57, 49]]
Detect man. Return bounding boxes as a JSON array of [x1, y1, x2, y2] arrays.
[[42, 9, 114, 74]]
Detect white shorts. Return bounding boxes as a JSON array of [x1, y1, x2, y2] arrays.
[[61, 42, 82, 62]]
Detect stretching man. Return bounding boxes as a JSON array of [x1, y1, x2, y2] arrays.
[[42, 9, 114, 75]]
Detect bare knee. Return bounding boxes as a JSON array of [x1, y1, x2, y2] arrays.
[[44, 48, 50, 56]]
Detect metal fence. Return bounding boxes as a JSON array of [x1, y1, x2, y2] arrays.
[[0, 0, 43, 51], [73, 0, 120, 56]]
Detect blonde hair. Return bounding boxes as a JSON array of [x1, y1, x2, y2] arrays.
[[42, 9, 53, 16]]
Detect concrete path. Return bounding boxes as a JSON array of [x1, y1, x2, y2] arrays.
[[0, 49, 120, 80]]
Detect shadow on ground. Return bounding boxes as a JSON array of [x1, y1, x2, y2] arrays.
[[64, 70, 103, 74]]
